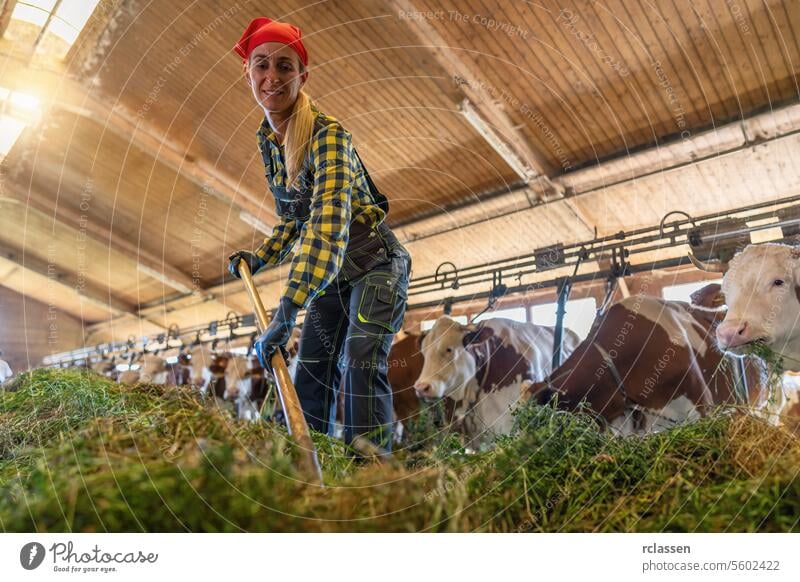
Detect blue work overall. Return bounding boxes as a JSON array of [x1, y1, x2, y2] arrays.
[[262, 126, 410, 451]]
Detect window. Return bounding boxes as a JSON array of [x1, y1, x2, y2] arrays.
[[0, 87, 40, 159], [662, 280, 722, 303], [529, 297, 598, 341], [0, 115, 27, 157], [7, 0, 101, 58], [421, 315, 468, 331], [471, 306, 527, 324]]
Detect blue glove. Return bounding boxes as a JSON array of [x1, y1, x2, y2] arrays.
[[228, 250, 264, 279], [255, 297, 300, 368]]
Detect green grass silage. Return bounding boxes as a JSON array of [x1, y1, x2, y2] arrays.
[[1, 369, 798, 532]]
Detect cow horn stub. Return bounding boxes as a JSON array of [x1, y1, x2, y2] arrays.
[[687, 251, 729, 273]]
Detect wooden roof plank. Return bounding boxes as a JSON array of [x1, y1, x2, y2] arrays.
[[389, 0, 560, 190]]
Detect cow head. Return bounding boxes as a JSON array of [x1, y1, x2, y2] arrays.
[[689, 283, 725, 309], [414, 317, 485, 400], [717, 244, 800, 364], [139, 354, 167, 383], [222, 355, 250, 400]]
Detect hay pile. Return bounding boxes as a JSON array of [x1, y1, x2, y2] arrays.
[[1, 369, 798, 532]]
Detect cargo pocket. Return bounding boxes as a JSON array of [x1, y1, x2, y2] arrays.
[[357, 274, 405, 333], [340, 230, 390, 282]]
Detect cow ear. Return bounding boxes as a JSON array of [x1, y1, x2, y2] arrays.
[[792, 247, 800, 295], [462, 326, 494, 347]]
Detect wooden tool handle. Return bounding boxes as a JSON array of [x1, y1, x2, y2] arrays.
[[237, 259, 323, 486]]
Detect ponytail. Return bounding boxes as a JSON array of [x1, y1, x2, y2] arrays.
[[284, 89, 315, 187]]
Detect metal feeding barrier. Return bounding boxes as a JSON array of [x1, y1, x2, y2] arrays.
[[42, 311, 262, 370], [46, 193, 800, 370], [408, 192, 800, 309]]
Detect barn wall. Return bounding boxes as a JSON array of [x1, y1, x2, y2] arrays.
[[0, 286, 85, 374]]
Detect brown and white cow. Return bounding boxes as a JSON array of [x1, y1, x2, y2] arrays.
[[117, 354, 169, 385], [716, 244, 800, 371], [165, 353, 193, 386], [91, 359, 118, 380], [781, 372, 800, 434], [415, 316, 580, 445], [224, 356, 270, 422], [522, 293, 767, 435], [387, 331, 425, 441]]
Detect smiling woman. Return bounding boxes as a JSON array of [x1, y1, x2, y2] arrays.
[[226, 17, 412, 456]]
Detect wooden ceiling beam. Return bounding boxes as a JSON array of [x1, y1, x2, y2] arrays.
[[5, 181, 204, 298], [0, 54, 274, 225], [0, 240, 141, 319], [391, 0, 562, 201], [0, 0, 17, 40], [60, 98, 273, 222]]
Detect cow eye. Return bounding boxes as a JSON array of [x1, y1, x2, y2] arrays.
[[445, 347, 453, 354], [773, 279, 785, 287]]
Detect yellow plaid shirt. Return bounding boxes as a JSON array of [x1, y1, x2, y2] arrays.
[[254, 110, 386, 308]]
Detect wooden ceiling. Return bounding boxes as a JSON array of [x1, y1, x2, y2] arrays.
[[0, 0, 798, 346]]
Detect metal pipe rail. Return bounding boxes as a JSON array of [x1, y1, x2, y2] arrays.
[[407, 193, 800, 296]]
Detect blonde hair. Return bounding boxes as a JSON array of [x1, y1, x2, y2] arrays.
[[284, 88, 315, 187]]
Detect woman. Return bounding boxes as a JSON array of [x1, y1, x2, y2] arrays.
[[228, 17, 410, 453]]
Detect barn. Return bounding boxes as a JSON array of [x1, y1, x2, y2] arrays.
[[0, 0, 799, 536]]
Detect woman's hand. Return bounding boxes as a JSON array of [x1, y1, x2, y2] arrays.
[[255, 297, 300, 368], [228, 250, 264, 278]]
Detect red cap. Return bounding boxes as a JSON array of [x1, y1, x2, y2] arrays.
[[233, 17, 308, 66]]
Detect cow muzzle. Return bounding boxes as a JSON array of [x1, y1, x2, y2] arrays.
[[716, 320, 766, 351], [414, 381, 442, 399]]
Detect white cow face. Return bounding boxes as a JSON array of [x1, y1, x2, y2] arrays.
[[186, 345, 215, 387], [414, 317, 477, 400], [139, 355, 167, 384], [718, 244, 800, 364], [222, 356, 250, 400]]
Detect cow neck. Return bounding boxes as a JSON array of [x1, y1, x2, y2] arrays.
[[464, 333, 494, 394], [592, 342, 629, 402], [593, 341, 681, 429]]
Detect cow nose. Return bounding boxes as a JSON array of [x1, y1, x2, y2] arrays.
[[717, 320, 750, 349], [414, 382, 432, 397]]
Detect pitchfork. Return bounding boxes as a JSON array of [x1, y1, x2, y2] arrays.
[[236, 259, 323, 486]]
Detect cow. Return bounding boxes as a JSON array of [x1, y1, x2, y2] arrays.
[[137, 354, 168, 384], [414, 316, 580, 446], [165, 353, 193, 386], [117, 367, 141, 385], [184, 346, 237, 399], [224, 356, 270, 422], [714, 244, 800, 371], [201, 352, 238, 400], [781, 372, 800, 435], [0, 351, 12, 383], [91, 359, 120, 382], [186, 344, 217, 390], [387, 331, 425, 442], [116, 353, 169, 385], [522, 291, 768, 435], [689, 282, 725, 309]]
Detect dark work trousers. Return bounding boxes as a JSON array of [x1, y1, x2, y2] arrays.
[[293, 250, 410, 451]]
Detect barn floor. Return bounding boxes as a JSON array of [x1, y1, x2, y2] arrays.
[[1, 369, 798, 532]]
